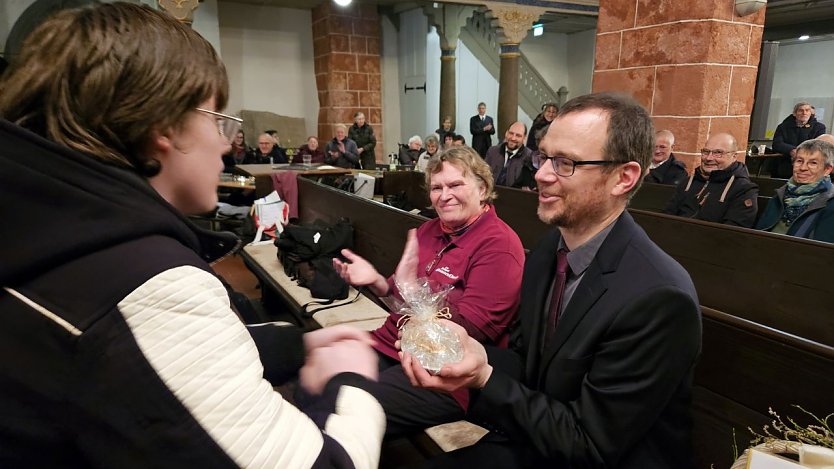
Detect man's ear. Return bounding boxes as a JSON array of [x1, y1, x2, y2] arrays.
[[610, 161, 643, 197]]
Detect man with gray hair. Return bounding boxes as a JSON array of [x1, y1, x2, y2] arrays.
[[664, 132, 759, 227], [398, 135, 423, 165], [325, 123, 360, 168], [645, 129, 688, 185], [756, 138, 834, 242], [772, 101, 827, 179]]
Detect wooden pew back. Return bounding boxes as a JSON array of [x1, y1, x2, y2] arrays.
[[630, 209, 834, 346], [692, 307, 834, 468]]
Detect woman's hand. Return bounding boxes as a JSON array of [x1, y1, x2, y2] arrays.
[[333, 249, 389, 296], [394, 229, 420, 284]]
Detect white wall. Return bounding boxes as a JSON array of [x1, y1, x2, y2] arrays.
[[218, 2, 318, 137], [193, 0, 221, 53], [768, 39, 834, 136], [520, 32, 569, 93], [398, 8, 429, 146], [0, 0, 35, 56], [381, 14, 402, 158], [567, 29, 596, 98]]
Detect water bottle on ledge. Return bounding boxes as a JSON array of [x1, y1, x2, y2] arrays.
[[389, 152, 397, 171]]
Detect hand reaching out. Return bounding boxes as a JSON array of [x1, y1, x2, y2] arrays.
[[300, 337, 378, 395], [394, 229, 420, 285], [333, 249, 389, 296]]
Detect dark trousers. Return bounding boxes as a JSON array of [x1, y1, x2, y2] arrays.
[[373, 354, 465, 438]]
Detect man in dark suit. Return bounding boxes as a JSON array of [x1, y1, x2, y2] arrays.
[[469, 102, 495, 158], [484, 121, 533, 188], [646, 129, 688, 185], [403, 93, 702, 468]]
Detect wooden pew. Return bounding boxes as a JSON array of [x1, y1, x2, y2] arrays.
[[750, 176, 788, 196], [692, 307, 834, 468], [629, 209, 834, 347]]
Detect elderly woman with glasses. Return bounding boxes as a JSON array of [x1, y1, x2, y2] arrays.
[[0, 3, 384, 467], [756, 138, 834, 242], [333, 145, 525, 437]]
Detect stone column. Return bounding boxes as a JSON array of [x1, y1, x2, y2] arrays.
[[158, 0, 200, 25], [593, 0, 766, 171], [312, 3, 384, 163], [425, 5, 476, 133], [486, 4, 544, 137]]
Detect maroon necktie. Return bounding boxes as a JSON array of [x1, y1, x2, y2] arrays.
[[544, 248, 569, 346]]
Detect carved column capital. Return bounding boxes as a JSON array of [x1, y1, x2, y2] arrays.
[[158, 0, 201, 25], [423, 4, 477, 50], [485, 3, 546, 44]]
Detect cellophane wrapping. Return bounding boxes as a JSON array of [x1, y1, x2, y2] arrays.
[[382, 276, 463, 374]]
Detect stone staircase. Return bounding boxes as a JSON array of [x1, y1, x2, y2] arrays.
[[459, 9, 563, 119]]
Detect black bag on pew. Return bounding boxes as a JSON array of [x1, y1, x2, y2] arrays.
[[275, 219, 353, 300]]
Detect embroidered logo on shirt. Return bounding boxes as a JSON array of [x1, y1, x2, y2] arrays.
[[434, 266, 459, 280]]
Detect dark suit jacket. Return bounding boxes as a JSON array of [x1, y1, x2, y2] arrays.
[[470, 114, 495, 157], [469, 211, 702, 468], [645, 153, 688, 186], [484, 143, 532, 188]]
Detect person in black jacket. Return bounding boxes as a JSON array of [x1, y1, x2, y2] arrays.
[[348, 112, 377, 169], [772, 102, 827, 179], [469, 102, 495, 158], [0, 3, 384, 467], [664, 133, 759, 227], [254, 132, 288, 164], [645, 129, 689, 185], [526, 102, 558, 151]]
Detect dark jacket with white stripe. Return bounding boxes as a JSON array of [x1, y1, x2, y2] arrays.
[[0, 119, 384, 468], [663, 161, 759, 228]]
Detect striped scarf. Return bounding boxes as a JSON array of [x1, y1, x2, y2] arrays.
[[782, 177, 832, 225]]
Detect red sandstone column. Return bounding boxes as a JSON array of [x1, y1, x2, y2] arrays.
[[312, 3, 383, 163], [593, 0, 766, 171]]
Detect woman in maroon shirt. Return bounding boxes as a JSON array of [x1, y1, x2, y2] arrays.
[[334, 146, 525, 436]]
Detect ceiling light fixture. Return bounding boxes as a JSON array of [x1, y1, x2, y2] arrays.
[[799, 35, 810, 40], [333, 0, 352, 6], [533, 23, 544, 37]]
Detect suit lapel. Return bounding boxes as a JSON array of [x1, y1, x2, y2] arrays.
[[536, 212, 636, 378], [522, 230, 560, 381]]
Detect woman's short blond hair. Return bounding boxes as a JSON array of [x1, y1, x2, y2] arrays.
[[0, 3, 229, 177], [424, 145, 496, 205]]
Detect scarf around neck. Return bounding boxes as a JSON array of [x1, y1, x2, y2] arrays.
[[782, 177, 832, 225]]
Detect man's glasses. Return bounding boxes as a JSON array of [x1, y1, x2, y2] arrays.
[[534, 152, 619, 177], [195, 108, 243, 144], [700, 149, 733, 157]]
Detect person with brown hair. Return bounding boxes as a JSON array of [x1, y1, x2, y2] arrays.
[[403, 93, 701, 468], [526, 102, 558, 151], [0, 3, 383, 467], [334, 145, 525, 437]]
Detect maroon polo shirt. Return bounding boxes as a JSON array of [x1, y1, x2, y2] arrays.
[[371, 207, 525, 407]]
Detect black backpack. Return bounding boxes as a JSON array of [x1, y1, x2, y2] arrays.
[[275, 219, 353, 301]]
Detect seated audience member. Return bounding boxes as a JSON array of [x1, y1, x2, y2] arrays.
[[222, 129, 255, 173], [756, 138, 834, 242], [401, 93, 701, 468], [772, 101, 827, 179], [664, 132, 759, 227], [325, 123, 360, 168], [292, 135, 326, 165], [0, 3, 384, 467], [265, 129, 289, 161], [348, 111, 377, 170], [254, 132, 288, 164], [526, 102, 558, 151], [436, 116, 454, 145], [485, 121, 532, 188], [443, 132, 455, 149], [452, 134, 466, 146], [645, 129, 688, 185], [334, 146, 525, 436], [416, 134, 440, 172], [399, 135, 423, 165]]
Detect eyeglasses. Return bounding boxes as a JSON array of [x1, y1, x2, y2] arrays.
[[535, 152, 619, 177], [195, 108, 243, 144], [700, 149, 734, 157], [792, 158, 822, 169]]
